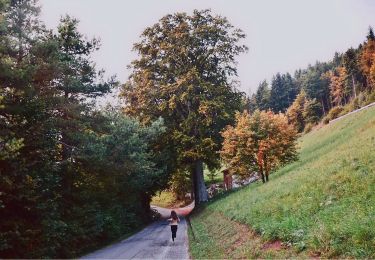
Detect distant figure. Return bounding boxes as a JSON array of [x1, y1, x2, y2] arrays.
[[167, 210, 180, 242], [223, 169, 233, 190]]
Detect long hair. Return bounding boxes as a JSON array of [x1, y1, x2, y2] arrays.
[[170, 210, 178, 220]]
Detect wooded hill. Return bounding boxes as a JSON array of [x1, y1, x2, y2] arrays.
[[248, 27, 375, 132]]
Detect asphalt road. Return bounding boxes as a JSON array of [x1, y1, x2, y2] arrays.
[[82, 204, 193, 259]]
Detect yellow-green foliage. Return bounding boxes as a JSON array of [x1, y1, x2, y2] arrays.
[[151, 190, 178, 208], [189, 106, 375, 258]]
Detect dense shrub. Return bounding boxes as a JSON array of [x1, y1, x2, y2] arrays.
[[304, 123, 314, 133], [322, 116, 330, 124], [327, 106, 344, 120], [365, 91, 375, 105]]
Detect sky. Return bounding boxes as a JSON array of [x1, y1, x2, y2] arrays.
[[39, 0, 375, 95]]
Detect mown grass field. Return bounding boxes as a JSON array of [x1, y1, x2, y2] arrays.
[[188, 106, 375, 258]]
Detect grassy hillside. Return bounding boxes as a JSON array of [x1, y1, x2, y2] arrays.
[[188, 105, 375, 258]]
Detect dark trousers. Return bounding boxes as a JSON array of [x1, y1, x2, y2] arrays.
[[171, 225, 178, 240]]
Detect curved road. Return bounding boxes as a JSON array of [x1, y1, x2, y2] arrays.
[[82, 203, 194, 259]]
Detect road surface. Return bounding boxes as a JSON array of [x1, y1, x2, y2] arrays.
[[82, 203, 194, 259]]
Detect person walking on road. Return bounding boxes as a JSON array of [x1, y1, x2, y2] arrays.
[[167, 210, 180, 242]]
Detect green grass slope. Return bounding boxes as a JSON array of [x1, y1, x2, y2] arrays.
[[189, 106, 375, 258]]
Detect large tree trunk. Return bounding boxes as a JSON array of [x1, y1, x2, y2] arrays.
[[141, 193, 152, 222], [190, 172, 195, 201], [352, 75, 357, 98], [260, 172, 265, 183], [264, 157, 269, 182], [192, 160, 208, 204], [321, 97, 326, 115], [265, 168, 269, 182], [258, 163, 265, 183]]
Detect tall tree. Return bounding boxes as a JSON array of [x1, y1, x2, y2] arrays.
[[326, 67, 349, 106], [303, 98, 323, 125], [332, 51, 343, 67], [247, 93, 258, 113], [121, 10, 247, 204], [301, 63, 332, 114], [284, 72, 300, 104], [269, 73, 288, 112], [51, 15, 114, 205], [343, 48, 361, 97], [268, 72, 298, 113], [366, 26, 375, 41], [286, 90, 307, 133], [255, 80, 270, 110], [360, 27, 375, 90], [0, 1, 124, 257], [0, 1, 58, 256]]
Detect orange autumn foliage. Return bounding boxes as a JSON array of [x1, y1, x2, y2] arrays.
[[325, 67, 349, 106], [360, 39, 375, 89], [220, 110, 298, 183]]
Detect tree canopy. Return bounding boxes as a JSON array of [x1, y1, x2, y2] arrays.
[[121, 9, 247, 203], [0, 1, 167, 257], [221, 110, 298, 183]]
